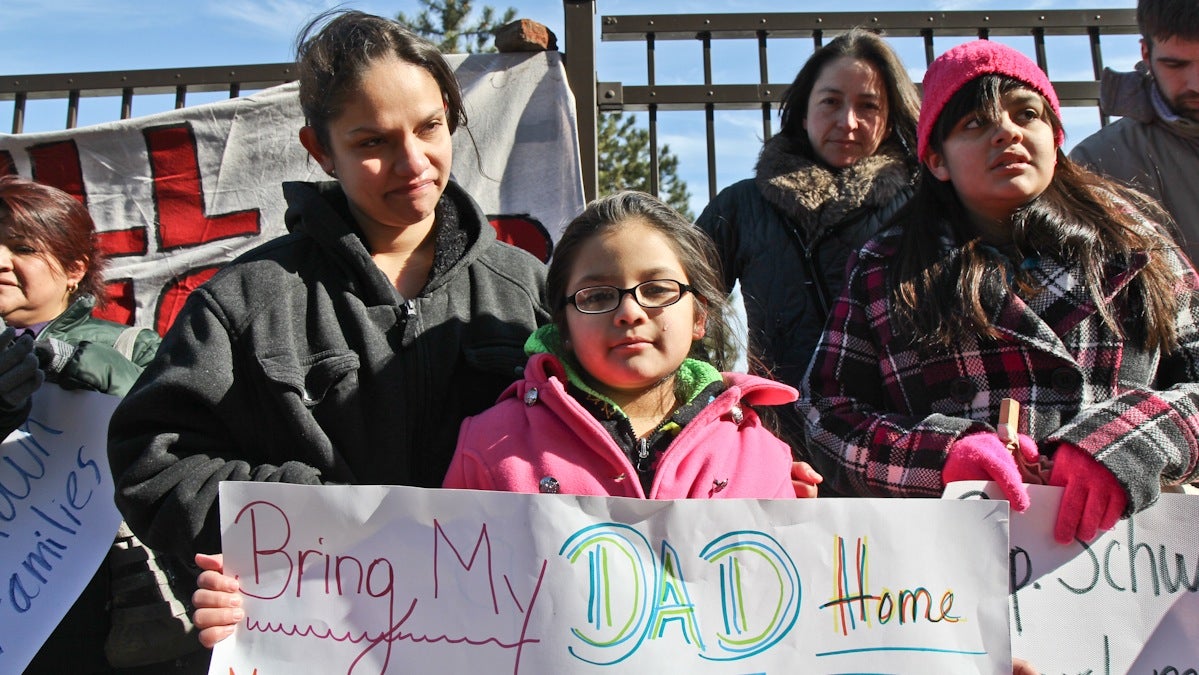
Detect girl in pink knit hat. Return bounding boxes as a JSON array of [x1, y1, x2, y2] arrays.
[[800, 39, 1199, 546]]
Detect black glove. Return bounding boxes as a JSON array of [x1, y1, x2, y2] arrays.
[[34, 335, 79, 379], [0, 327, 44, 410]]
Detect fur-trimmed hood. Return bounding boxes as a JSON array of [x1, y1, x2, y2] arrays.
[[754, 134, 916, 236]]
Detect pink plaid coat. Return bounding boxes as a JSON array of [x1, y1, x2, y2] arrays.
[[800, 223, 1199, 514]]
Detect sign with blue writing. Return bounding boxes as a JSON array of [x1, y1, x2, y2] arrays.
[[214, 483, 1011, 673], [0, 385, 122, 673]]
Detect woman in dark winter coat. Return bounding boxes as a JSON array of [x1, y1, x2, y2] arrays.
[[696, 28, 920, 462], [107, 9, 548, 577]]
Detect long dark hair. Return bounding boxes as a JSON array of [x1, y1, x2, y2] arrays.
[[0, 175, 108, 305], [889, 74, 1180, 352], [778, 27, 920, 161]]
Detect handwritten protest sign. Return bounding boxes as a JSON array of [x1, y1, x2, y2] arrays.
[[0, 385, 122, 673], [214, 483, 1010, 674], [946, 481, 1199, 673]]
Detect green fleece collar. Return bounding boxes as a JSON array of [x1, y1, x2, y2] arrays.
[[524, 324, 722, 414]]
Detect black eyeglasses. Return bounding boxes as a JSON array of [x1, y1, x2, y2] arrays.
[[564, 279, 694, 315]]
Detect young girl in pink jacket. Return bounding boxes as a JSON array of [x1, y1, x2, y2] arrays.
[[444, 190, 820, 499], [190, 191, 820, 649]]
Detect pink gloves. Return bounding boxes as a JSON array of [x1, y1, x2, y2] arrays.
[[1048, 443, 1127, 544], [943, 432, 1040, 511]]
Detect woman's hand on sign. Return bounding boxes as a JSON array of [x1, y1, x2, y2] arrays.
[[192, 553, 243, 648]]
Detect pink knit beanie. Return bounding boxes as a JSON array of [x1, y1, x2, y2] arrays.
[[917, 40, 1063, 162]]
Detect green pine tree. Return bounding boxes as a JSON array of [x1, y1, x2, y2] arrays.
[[597, 112, 693, 220], [397, 0, 517, 54]]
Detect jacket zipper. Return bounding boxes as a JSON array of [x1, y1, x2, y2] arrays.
[[634, 437, 651, 473], [783, 222, 832, 316]]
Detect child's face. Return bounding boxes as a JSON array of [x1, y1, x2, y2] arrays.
[[562, 219, 704, 399], [299, 55, 452, 248], [925, 86, 1056, 227]]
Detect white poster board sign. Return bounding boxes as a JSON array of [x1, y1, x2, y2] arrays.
[[213, 483, 1011, 674], [946, 481, 1199, 672], [0, 385, 122, 672]]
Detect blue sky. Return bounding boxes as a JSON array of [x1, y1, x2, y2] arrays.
[[1, 0, 1140, 215]]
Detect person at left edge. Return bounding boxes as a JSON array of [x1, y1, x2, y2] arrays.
[[107, 9, 549, 563], [0, 176, 158, 435], [0, 175, 207, 673]]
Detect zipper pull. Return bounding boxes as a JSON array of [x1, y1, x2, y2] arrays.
[[635, 438, 650, 473]]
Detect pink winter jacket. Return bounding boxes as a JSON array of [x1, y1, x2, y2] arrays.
[[443, 353, 798, 499]]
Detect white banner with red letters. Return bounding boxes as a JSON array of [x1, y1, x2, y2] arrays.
[[0, 51, 583, 336], [211, 482, 1013, 674]]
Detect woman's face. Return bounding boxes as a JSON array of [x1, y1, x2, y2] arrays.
[[0, 232, 83, 327], [300, 55, 452, 248], [803, 57, 890, 168], [925, 86, 1057, 228]]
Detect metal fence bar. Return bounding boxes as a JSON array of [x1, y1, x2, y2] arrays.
[[587, 7, 1136, 202], [646, 33, 659, 197], [66, 90, 80, 129], [701, 31, 715, 199], [598, 10, 1136, 40], [757, 30, 772, 144], [1033, 27, 1048, 72], [0, 63, 295, 101], [563, 0, 599, 202], [11, 92, 25, 134], [2, 63, 296, 136], [0, 5, 1139, 205], [120, 88, 133, 120], [1088, 26, 1112, 127]]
